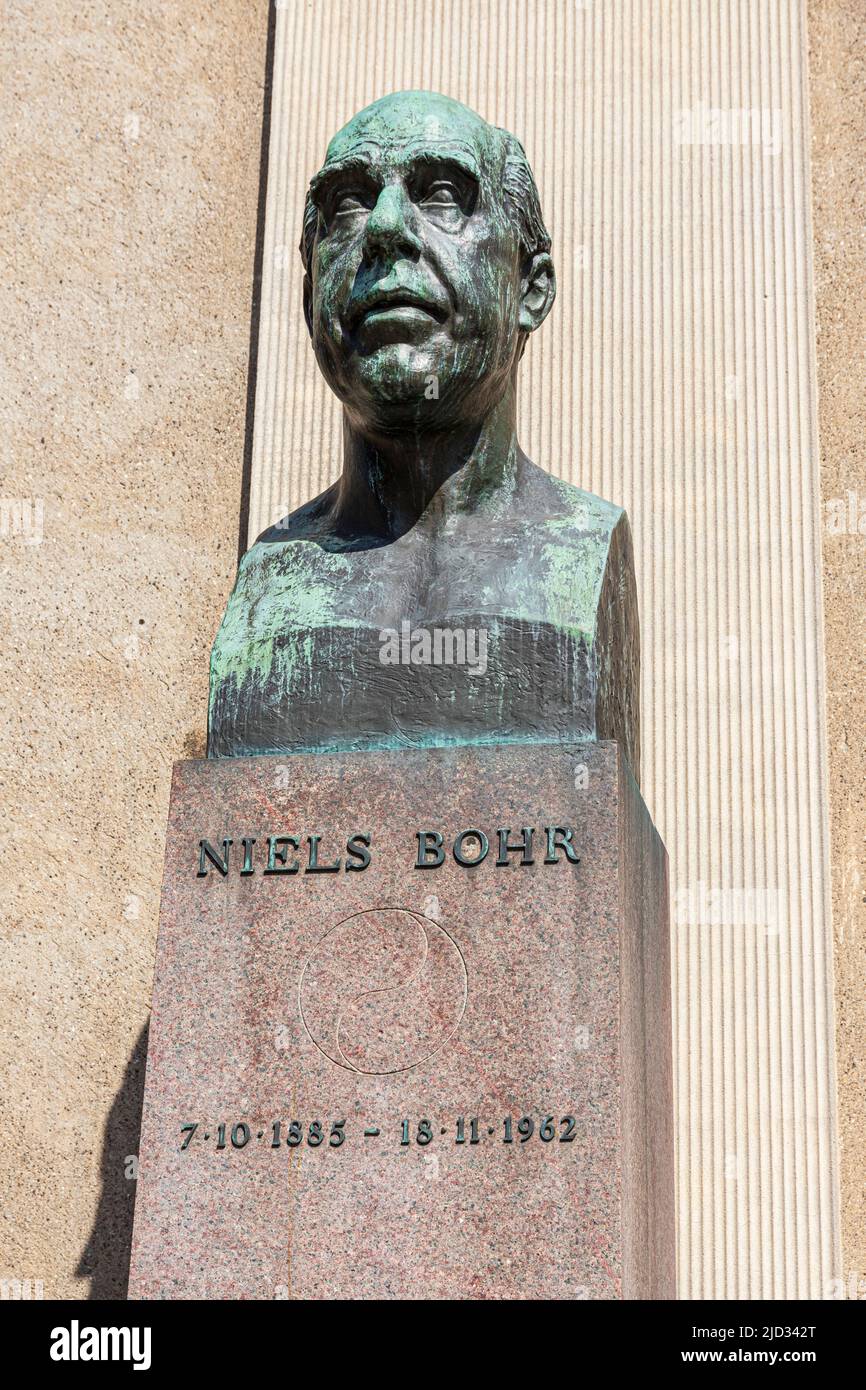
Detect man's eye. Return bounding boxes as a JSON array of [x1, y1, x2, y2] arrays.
[[332, 190, 368, 215], [419, 183, 461, 207]]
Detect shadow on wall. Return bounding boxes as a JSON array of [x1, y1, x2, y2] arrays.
[[76, 1022, 149, 1300]]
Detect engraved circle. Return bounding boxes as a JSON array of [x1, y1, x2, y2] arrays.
[[298, 907, 468, 1074]]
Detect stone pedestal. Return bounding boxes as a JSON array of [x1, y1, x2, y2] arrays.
[[129, 741, 674, 1300]]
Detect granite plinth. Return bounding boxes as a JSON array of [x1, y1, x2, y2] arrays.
[[128, 741, 674, 1300]]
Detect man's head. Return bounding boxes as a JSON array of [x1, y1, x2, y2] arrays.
[[299, 92, 555, 436]]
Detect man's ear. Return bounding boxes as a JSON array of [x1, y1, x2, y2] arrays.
[[303, 273, 314, 338], [518, 252, 556, 334]]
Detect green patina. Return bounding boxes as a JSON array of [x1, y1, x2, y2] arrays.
[[209, 487, 618, 716]]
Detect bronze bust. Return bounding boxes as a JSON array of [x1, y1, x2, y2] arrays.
[[209, 91, 639, 777]]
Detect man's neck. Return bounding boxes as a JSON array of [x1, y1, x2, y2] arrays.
[[333, 387, 525, 541]]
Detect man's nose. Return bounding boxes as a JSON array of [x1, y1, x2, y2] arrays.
[[362, 183, 422, 263]]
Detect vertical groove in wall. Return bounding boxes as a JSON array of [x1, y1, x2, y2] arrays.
[[247, 0, 839, 1299]]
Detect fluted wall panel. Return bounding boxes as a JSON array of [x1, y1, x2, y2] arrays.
[[246, 0, 839, 1299]]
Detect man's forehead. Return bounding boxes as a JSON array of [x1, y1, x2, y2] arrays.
[[320, 94, 503, 177], [314, 138, 488, 189]]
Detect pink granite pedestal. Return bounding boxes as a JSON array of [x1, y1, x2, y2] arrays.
[[128, 741, 674, 1300]]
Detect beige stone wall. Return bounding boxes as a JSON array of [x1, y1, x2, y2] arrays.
[[0, 0, 860, 1300], [0, 1, 268, 1297], [809, 0, 866, 1295]]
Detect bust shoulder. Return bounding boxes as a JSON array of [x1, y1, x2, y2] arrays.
[[519, 462, 624, 534], [209, 467, 639, 776]]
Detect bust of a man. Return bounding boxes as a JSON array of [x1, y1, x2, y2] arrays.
[[209, 91, 639, 778]]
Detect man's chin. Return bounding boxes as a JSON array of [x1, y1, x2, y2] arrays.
[[323, 343, 494, 433], [352, 346, 449, 410]]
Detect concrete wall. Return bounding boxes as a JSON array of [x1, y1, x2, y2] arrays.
[[809, 0, 866, 1299], [0, 0, 861, 1299], [1, 0, 267, 1298]]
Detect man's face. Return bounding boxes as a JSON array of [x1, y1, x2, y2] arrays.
[[305, 93, 527, 434]]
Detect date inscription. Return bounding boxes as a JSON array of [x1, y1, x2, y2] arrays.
[[179, 1115, 578, 1151]]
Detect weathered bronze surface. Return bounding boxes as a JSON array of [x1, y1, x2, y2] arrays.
[[209, 91, 640, 776]]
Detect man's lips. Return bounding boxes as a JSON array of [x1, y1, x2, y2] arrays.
[[348, 288, 447, 328]]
